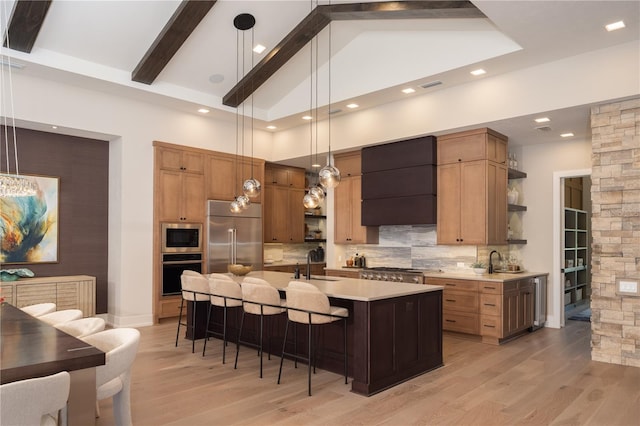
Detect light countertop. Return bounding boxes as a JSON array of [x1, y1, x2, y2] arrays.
[[234, 270, 443, 302], [422, 271, 548, 282]]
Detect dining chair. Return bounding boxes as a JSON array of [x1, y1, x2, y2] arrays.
[[39, 309, 83, 326], [176, 271, 210, 353], [55, 317, 106, 338], [20, 302, 56, 317], [0, 371, 70, 426], [235, 278, 286, 378], [278, 281, 349, 396], [203, 277, 242, 363], [82, 328, 140, 426]]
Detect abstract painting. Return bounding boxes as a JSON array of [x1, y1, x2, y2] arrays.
[[0, 175, 59, 263]]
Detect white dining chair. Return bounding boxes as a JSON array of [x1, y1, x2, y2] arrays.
[[55, 317, 106, 338], [20, 302, 56, 317], [0, 371, 70, 426], [39, 309, 83, 326], [82, 328, 140, 426]]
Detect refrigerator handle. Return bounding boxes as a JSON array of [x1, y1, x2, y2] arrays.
[[228, 228, 235, 265]]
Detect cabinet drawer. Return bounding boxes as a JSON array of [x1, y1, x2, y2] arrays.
[[159, 297, 183, 318], [480, 315, 502, 337], [443, 290, 479, 312], [427, 278, 478, 292], [479, 282, 502, 294], [443, 312, 479, 334], [480, 294, 502, 316]]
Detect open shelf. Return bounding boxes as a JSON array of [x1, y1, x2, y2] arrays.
[[563, 208, 590, 307], [508, 168, 527, 179]]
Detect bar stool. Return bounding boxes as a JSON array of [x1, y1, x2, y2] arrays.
[[203, 276, 242, 363], [278, 281, 349, 396], [39, 309, 83, 326], [234, 277, 286, 378], [20, 302, 56, 317], [175, 271, 210, 353]]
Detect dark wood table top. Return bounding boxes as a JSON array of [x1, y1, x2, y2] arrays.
[[0, 302, 105, 384]]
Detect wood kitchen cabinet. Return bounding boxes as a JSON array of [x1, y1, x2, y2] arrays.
[[264, 163, 305, 243], [264, 163, 305, 188], [426, 276, 537, 345], [436, 128, 508, 245], [334, 152, 378, 244], [207, 152, 264, 203], [155, 143, 205, 222]]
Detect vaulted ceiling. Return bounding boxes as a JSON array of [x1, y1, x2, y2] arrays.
[[1, 0, 639, 146]]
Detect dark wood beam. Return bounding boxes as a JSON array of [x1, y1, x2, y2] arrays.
[[132, 0, 217, 85], [223, 1, 484, 107], [2, 0, 53, 53]]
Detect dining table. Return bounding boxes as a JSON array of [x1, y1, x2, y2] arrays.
[[0, 302, 105, 425]]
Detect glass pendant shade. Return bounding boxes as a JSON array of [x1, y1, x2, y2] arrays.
[[318, 165, 341, 189], [309, 184, 325, 202], [237, 194, 250, 210], [303, 192, 320, 209], [229, 199, 242, 213], [242, 178, 261, 198]]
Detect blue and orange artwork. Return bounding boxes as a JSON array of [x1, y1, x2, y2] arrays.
[[0, 175, 59, 263]]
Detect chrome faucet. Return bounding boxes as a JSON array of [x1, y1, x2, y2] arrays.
[[489, 250, 501, 274], [305, 251, 312, 280]]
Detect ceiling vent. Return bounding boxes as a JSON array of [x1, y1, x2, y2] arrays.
[[329, 109, 342, 115], [535, 126, 552, 132], [420, 80, 442, 89]]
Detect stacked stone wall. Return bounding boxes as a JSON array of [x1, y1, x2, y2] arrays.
[[590, 97, 640, 366]]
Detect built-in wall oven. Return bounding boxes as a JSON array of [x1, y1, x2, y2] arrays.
[[161, 223, 203, 295]]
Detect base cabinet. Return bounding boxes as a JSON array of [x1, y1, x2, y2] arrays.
[[0, 275, 96, 317]]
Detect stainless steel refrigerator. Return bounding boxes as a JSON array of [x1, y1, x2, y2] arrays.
[[207, 200, 263, 273]]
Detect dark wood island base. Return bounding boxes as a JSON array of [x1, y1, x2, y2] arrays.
[[184, 271, 443, 396]]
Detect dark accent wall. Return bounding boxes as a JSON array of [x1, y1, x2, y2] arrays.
[[1, 127, 109, 313]]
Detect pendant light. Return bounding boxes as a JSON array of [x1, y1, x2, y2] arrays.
[[0, 9, 37, 198], [240, 14, 261, 200], [318, 19, 340, 189], [303, 7, 324, 210], [230, 13, 256, 213]]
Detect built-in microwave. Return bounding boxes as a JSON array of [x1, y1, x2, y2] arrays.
[[161, 223, 202, 253]]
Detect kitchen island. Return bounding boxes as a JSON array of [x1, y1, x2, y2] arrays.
[[189, 271, 443, 396]]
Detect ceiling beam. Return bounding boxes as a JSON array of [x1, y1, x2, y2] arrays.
[[2, 0, 53, 53], [223, 1, 484, 108], [132, 0, 217, 85]]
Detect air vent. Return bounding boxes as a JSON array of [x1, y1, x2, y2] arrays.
[[329, 109, 342, 115], [420, 80, 442, 89], [535, 126, 552, 132]]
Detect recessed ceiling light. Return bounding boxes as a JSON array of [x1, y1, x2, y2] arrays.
[[535, 117, 550, 123], [266, 125, 277, 130], [253, 44, 266, 54], [311, 163, 321, 168], [402, 88, 415, 94], [198, 108, 210, 114], [605, 21, 625, 32], [470, 69, 486, 76], [346, 103, 359, 109], [302, 115, 312, 120], [560, 132, 574, 138], [51, 125, 58, 129]]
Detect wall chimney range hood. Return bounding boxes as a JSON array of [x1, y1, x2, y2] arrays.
[[361, 136, 437, 226]]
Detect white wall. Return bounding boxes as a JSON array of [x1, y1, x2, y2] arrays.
[[520, 139, 592, 328]]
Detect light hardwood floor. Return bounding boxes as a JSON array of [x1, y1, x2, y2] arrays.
[[96, 319, 640, 426]]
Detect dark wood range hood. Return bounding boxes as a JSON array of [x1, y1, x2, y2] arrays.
[[361, 135, 437, 226]]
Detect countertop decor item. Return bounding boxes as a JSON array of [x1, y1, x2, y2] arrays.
[[228, 264, 252, 276], [0, 268, 35, 281], [470, 262, 486, 275]]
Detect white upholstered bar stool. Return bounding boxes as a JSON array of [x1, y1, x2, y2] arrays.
[[82, 328, 140, 426], [176, 271, 210, 353], [235, 277, 286, 378], [20, 302, 56, 317], [55, 317, 106, 338], [278, 281, 349, 396], [39, 309, 83, 326], [0, 371, 70, 426], [203, 275, 241, 363]]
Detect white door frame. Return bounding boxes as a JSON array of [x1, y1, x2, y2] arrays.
[[552, 168, 591, 327]]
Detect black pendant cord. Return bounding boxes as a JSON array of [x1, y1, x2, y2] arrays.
[[327, 16, 332, 167], [234, 28, 240, 196], [250, 26, 255, 179]]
